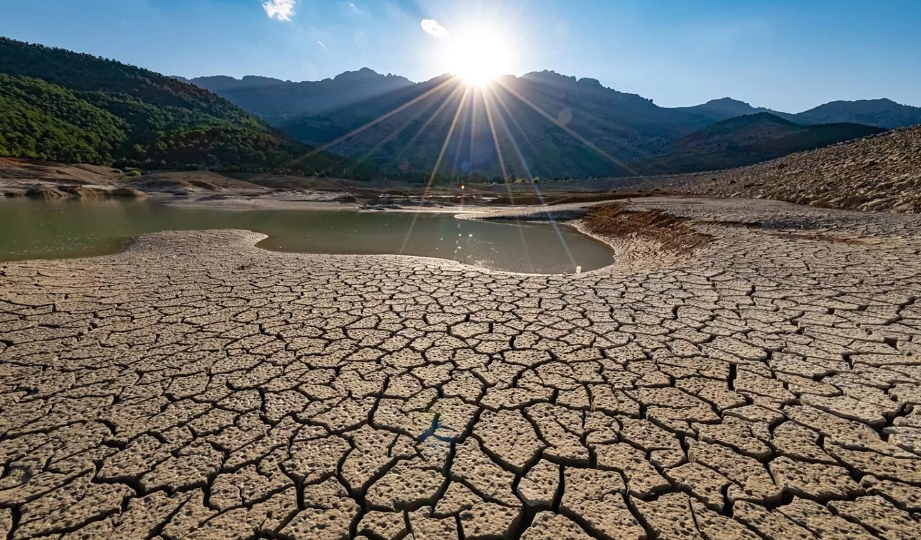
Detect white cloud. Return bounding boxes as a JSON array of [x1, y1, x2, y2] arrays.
[[349, 2, 362, 14], [420, 19, 450, 39], [317, 40, 327, 50], [263, 0, 296, 21]]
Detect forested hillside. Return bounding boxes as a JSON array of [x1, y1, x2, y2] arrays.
[[0, 74, 126, 164], [0, 37, 371, 178]]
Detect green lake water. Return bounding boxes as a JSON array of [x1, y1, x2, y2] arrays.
[[0, 198, 614, 273]]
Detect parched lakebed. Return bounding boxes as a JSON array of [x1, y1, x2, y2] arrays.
[[2, 197, 921, 540], [0, 198, 613, 273]]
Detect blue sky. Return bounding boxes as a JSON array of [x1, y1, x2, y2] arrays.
[[1, 0, 919, 112]]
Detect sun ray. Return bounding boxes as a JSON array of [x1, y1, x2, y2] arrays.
[[397, 80, 467, 158], [469, 88, 480, 177], [399, 85, 473, 256], [482, 87, 534, 270], [285, 77, 458, 169], [482, 86, 577, 269], [345, 82, 460, 173], [449, 103, 470, 180], [495, 79, 641, 176], [345, 79, 466, 178], [490, 86, 541, 159], [510, 80, 664, 163]]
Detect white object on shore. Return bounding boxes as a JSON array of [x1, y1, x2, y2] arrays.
[[576, 266, 582, 274]]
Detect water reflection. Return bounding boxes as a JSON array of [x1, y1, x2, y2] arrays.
[[0, 199, 614, 273]]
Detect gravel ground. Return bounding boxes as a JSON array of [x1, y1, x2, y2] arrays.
[[1, 197, 920, 539]]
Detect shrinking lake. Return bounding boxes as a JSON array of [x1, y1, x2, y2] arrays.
[[0, 199, 614, 273]]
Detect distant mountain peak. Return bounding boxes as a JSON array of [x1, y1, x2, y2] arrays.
[[181, 74, 288, 92], [797, 98, 921, 128], [704, 97, 754, 107], [719, 111, 799, 127], [184, 69, 413, 89], [673, 97, 778, 123], [519, 70, 647, 101], [332, 68, 377, 81], [523, 71, 610, 89], [521, 70, 577, 84], [332, 68, 412, 84], [577, 77, 603, 88], [824, 97, 899, 106], [241, 75, 289, 83], [335, 67, 377, 76]]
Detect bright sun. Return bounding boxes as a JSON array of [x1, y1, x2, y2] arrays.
[[444, 30, 515, 87]]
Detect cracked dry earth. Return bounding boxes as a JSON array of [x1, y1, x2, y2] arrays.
[[2, 198, 921, 540]]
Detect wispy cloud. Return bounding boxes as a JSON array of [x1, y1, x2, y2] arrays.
[[420, 19, 450, 39], [263, 0, 296, 21], [348, 2, 362, 14], [317, 40, 327, 50]]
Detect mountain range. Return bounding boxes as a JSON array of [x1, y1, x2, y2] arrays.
[[2, 35, 920, 181], [173, 69, 415, 126], [674, 96, 921, 128], [182, 69, 921, 179], [183, 72, 921, 131]]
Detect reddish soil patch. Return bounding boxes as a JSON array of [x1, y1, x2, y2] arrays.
[[582, 203, 711, 253]]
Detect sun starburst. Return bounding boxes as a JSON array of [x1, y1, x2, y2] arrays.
[[444, 30, 515, 87]]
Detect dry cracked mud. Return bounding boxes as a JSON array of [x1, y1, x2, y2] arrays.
[[1, 197, 921, 540]]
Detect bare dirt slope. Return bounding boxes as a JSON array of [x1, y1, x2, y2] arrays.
[[0, 159, 271, 198], [656, 125, 921, 212], [128, 171, 269, 193], [0, 158, 123, 185]]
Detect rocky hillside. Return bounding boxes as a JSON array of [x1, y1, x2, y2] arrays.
[[659, 125, 921, 212]]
